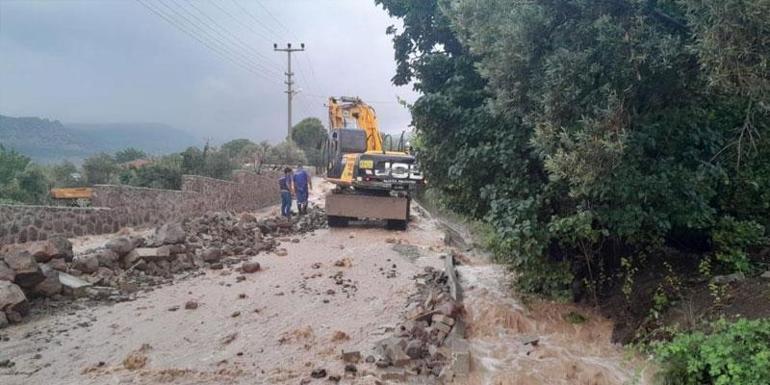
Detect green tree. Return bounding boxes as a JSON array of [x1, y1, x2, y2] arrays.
[[181, 146, 205, 175], [114, 147, 147, 163], [82, 153, 118, 185], [50, 161, 81, 187], [291, 118, 327, 165], [378, 0, 770, 298], [128, 154, 182, 190], [0, 144, 29, 185], [266, 141, 307, 165], [221, 139, 256, 160]]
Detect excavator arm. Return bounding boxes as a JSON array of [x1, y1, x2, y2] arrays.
[[328, 96, 383, 152]]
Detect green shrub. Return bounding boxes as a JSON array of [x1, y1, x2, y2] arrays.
[[712, 217, 766, 273], [655, 318, 770, 385]]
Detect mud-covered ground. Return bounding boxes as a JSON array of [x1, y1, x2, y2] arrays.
[[0, 179, 651, 384]]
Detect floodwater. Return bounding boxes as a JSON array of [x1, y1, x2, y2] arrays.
[[457, 262, 653, 385]]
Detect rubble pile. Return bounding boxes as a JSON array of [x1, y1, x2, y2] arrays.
[[0, 206, 328, 328], [343, 263, 469, 383]]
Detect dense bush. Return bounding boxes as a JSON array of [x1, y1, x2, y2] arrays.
[[378, 0, 770, 296], [655, 318, 770, 385]]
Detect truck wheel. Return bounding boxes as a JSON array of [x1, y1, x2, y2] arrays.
[[386, 219, 407, 231], [327, 215, 349, 227]]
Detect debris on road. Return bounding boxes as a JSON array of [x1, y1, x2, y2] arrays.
[[0, 207, 328, 327]]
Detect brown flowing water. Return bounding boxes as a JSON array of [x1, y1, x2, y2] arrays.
[[456, 261, 653, 385]]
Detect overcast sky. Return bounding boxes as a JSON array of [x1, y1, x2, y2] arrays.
[[0, 0, 417, 144]]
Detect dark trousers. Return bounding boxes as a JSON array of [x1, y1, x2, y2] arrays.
[[280, 191, 292, 217]]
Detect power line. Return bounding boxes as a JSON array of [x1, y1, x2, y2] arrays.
[[248, 0, 325, 92], [209, 1, 276, 48], [155, 0, 279, 79], [181, 0, 283, 75], [135, 0, 277, 83], [230, 0, 284, 42]]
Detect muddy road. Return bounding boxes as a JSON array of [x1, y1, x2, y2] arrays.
[[0, 180, 650, 384]]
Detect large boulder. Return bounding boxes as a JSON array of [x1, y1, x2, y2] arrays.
[[72, 254, 99, 274], [0, 261, 15, 282], [3, 250, 44, 289], [154, 223, 186, 245], [106, 236, 136, 257], [46, 236, 74, 262], [0, 281, 29, 321], [0, 237, 73, 263], [33, 264, 62, 297]]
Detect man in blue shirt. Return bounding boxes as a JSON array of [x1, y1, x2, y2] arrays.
[[293, 164, 312, 215], [279, 167, 294, 217]]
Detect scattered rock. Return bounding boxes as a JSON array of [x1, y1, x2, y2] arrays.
[[231, 311, 241, 318], [106, 236, 136, 256], [341, 350, 361, 363], [95, 249, 120, 269], [58, 272, 92, 297], [311, 368, 327, 378], [202, 248, 222, 263], [0, 281, 28, 321], [33, 264, 62, 297], [154, 222, 186, 245], [241, 261, 261, 273], [760, 271, 770, 280], [0, 261, 15, 282], [185, 300, 199, 310], [275, 249, 288, 257], [344, 364, 357, 373], [72, 254, 99, 274], [3, 250, 43, 289], [0, 312, 7, 328]]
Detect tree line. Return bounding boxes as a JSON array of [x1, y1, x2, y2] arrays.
[[0, 117, 326, 204]]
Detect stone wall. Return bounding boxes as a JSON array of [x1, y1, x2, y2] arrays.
[[0, 170, 281, 245], [0, 205, 115, 244], [91, 184, 188, 227]]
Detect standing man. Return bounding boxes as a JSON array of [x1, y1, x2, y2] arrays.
[[279, 167, 294, 218], [293, 164, 312, 215]]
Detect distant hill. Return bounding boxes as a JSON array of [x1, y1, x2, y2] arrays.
[[0, 115, 201, 163]]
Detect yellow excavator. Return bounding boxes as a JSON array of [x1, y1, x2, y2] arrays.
[[321, 96, 423, 230]]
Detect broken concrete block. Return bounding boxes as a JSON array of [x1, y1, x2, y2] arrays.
[[58, 272, 92, 297], [124, 247, 171, 265]]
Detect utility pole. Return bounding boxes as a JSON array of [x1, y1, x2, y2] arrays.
[[273, 42, 305, 141]]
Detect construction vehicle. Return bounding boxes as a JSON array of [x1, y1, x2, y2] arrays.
[[50, 187, 92, 207], [320, 96, 423, 230]]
